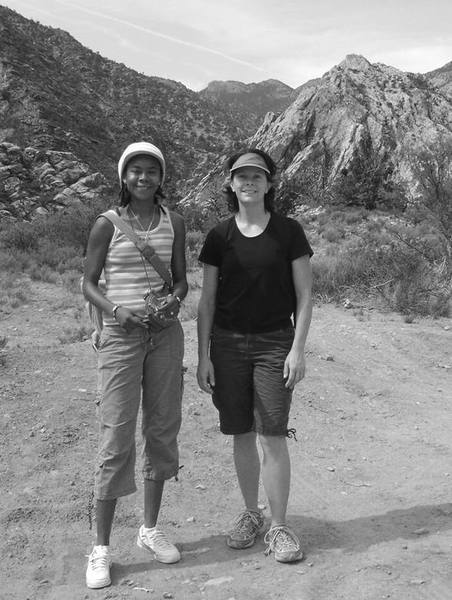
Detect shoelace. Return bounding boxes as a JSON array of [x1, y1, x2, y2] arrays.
[[233, 510, 262, 536], [147, 529, 174, 549], [89, 551, 109, 570], [264, 526, 300, 555]]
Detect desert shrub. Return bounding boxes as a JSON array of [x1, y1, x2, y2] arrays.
[[0, 273, 32, 309], [374, 242, 450, 316], [186, 230, 204, 271], [28, 264, 60, 283], [36, 240, 82, 269], [31, 197, 111, 252], [0, 336, 7, 366], [342, 208, 369, 225], [61, 270, 84, 294], [0, 249, 34, 273], [312, 244, 380, 299], [0, 222, 38, 251], [1, 197, 110, 258], [58, 325, 92, 344], [179, 201, 220, 233], [321, 226, 344, 243], [312, 228, 450, 316]]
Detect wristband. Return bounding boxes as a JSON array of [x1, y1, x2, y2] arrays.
[[112, 304, 121, 320]]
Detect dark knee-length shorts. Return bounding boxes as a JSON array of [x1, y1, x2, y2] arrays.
[[210, 325, 294, 436]]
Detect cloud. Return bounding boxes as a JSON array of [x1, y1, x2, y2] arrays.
[[53, 0, 264, 71]]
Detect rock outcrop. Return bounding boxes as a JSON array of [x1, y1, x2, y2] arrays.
[[183, 55, 452, 210], [0, 142, 109, 220]]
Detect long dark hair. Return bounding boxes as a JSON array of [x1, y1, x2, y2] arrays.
[[222, 148, 277, 213], [118, 154, 166, 207]]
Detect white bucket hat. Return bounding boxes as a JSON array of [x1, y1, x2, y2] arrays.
[[117, 141, 166, 184]]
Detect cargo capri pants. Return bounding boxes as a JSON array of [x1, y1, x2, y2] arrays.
[[94, 321, 184, 501]]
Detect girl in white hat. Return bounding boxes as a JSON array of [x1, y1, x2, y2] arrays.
[[83, 141, 187, 589]]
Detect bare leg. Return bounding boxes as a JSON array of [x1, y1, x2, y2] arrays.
[[96, 499, 117, 545], [144, 479, 164, 528], [259, 435, 290, 526], [233, 431, 260, 511]]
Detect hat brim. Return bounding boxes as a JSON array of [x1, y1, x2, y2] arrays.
[[230, 163, 270, 175]]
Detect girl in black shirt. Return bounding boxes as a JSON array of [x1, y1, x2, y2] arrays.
[[197, 149, 313, 563]]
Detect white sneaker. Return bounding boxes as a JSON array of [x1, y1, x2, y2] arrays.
[[86, 545, 112, 589], [137, 525, 181, 563]]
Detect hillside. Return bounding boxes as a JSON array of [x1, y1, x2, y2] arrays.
[[0, 6, 249, 218], [183, 55, 452, 211], [425, 61, 452, 97], [1, 6, 452, 224], [199, 79, 295, 131]]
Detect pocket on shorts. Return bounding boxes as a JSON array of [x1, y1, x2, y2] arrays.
[[262, 327, 294, 346], [97, 329, 112, 352]]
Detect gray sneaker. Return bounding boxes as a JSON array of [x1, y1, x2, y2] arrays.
[[264, 525, 303, 563], [227, 509, 265, 549]]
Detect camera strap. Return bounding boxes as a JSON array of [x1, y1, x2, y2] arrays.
[[101, 208, 172, 287]]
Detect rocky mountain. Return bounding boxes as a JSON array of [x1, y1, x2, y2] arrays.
[[1, 5, 451, 223], [183, 54, 452, 213], [0, 6, 250, 219], [425, 61, 452, 97], [199, 79, 295, 131]]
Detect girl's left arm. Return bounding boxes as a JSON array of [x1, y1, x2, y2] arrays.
[[169, 211, 188, 303], [284, 254, 313, 389]]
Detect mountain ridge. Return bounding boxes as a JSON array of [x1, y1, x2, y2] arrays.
[[1, 6, 451, 221], [182, 53, 452, 214]]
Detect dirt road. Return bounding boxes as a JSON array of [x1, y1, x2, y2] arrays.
[[1, 281, 452, 600]]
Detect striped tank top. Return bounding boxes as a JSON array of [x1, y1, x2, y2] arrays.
[[103, 205, 174, 327]]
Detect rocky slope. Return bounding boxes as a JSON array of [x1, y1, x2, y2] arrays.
[[0, 6, 253, 219], [425, 61, 452, 97], [0, 143, 108, 220], [1, 5, 451, 222], [183, 55, 452, 211]]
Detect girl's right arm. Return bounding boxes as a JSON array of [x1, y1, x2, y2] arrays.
[[196, 263, 218, 393]]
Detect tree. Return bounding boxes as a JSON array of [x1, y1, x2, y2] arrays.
[[330, 146, 405, 211], [403, 132, 452, 274], [393, 132, 452, 314], [277, 162, 329, 215]]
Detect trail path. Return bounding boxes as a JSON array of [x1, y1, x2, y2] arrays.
[[1, 281, 452, 600]]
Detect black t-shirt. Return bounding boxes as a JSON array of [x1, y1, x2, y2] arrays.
[[198, 213, 313, 333]]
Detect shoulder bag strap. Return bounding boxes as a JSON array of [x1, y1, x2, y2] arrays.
[[101, 209, 172, 287]]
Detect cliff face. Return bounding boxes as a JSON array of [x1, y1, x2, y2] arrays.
[[183, 55, 452, 209], [252, 55, 452, 182]]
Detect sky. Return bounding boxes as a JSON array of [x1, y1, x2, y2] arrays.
[[2, 0, 452, 91]]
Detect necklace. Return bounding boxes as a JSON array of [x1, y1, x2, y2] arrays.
[[128, 206, 158, 241]]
